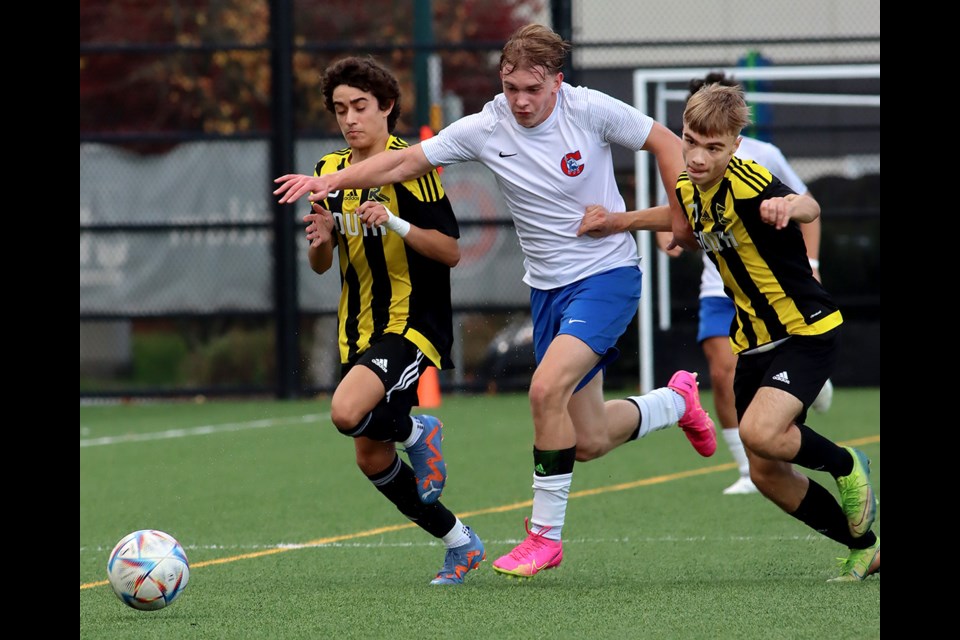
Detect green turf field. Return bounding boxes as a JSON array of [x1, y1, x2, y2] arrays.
[[80, 389, 880, 639]]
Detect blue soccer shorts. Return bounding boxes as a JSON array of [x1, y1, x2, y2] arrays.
[[530, 266, 642, 392], [698, 295, 736, 343]]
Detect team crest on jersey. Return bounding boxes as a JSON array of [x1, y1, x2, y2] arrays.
[[560, 151, 584, 177], [714, 203, 728, 226], [367, 186, 390, 204]]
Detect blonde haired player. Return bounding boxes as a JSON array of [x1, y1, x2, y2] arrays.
[[657, 72, 834, 496], [673, 82, 878, 581]]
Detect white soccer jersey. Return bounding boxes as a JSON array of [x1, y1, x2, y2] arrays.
[[421, 83, 653, 290], [699, 136, 810, 299]]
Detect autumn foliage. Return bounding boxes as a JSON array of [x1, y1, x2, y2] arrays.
[[80, 0, 544, 141]]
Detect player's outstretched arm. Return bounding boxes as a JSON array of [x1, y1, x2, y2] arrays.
[[274, 144, 436, 204], [577, 204, 672, 238]]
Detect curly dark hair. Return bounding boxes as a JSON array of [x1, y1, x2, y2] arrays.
[[687, 71, 741, 100], [321, 56, 401, 132]]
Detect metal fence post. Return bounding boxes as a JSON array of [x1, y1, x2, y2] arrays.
[[270, 0, 298, 398]]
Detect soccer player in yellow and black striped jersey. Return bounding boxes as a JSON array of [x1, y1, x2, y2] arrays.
[[676, 83, 879, 582], [301, 57, 484, 585]]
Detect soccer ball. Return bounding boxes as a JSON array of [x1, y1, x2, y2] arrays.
[[106, 530, 190, 611]]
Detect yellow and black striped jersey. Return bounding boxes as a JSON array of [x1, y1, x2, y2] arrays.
[[676, 156, 842, 354], [314, 135, 460, 368]]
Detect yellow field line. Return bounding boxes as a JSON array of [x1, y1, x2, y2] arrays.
[[81, 434, 879, 590]]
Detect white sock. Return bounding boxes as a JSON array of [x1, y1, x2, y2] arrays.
[[722, 428, 750, 478], [401, 416, 422, 448], [530, 472, 572, 541], [670, 390, 687, 420], [441, 518, 471, 548], [629, 387, 681, 439]]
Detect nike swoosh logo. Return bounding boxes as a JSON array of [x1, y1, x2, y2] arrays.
[[531, 559, 549, 571], [567, 319, 586, 324], [498, 151, 518, 157]]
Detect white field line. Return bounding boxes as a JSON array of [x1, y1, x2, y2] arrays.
[[80, 534, 833, 554], [79, 413, 328, 448]]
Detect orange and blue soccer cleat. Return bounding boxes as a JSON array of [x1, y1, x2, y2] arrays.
[[430, 527, 485, 585], [405, 415, 446, 504]]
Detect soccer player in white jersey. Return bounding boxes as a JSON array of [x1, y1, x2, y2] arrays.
[[655, 73, 833, 496], [274, 24, 716, 579]]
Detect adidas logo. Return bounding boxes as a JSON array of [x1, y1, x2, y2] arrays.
[[372, 358, 388, 373], [772, 371, 790, 384]]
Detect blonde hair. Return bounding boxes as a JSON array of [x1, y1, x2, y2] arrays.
[[683, 84, 752, 137], [499, 24, 570, 76]]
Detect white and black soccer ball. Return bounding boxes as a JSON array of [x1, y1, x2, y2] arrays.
[[106, 529, 190, 611]]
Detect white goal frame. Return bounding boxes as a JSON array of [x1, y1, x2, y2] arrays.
[[632, 64, 880, 392]]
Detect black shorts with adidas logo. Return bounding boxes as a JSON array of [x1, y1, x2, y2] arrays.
[[342, 333, 429, 409], [732, 327, 840, 425]]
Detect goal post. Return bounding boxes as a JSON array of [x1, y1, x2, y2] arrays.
[[632, 64, 881, 392]]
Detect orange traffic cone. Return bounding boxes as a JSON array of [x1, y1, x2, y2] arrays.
[[420, 125, 443, 175], [418, 366, 442, 408]]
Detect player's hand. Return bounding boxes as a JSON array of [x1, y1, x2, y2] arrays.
[[303, 203, 334, 247], [274, 174, 332, 204], [577, 204, 618, 238], [656, 231, 683, 257], [662, 236, 684, 256], [356, 200, 388, 228], [759, 196, 793, 230]]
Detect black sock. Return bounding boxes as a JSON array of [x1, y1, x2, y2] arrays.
[[791, 423, 852, 477], [368, 455, 454, 538], [790, 479, 876, 548], [533, 446, 576, 476]]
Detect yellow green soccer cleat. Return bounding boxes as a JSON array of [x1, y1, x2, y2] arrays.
[[828, 536, 880, 582], [836, 447, 877, 537]]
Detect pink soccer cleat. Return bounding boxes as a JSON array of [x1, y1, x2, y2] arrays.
[[492, 518, 563, 579], [668, 370, 717, 457]]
